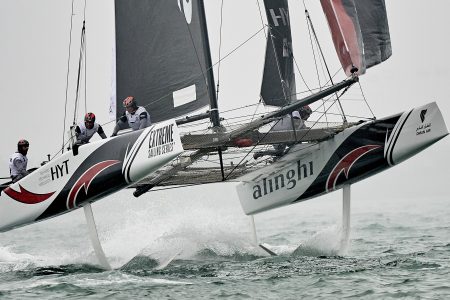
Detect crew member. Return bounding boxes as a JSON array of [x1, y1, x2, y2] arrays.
[[253, 106, 313, 159], [272, 110, 303, 131], [111, 96, 151, 136], [298, 105, 312, 124], [75, 112, 107, 144], [9, 139, 30, 183]]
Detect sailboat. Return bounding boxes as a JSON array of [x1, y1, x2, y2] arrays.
[[0, 0, 447, 268]]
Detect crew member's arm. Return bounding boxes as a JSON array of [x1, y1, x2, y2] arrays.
[[97, 125, 107, 139], [74, 125, 82, 143], [138, 111, 150, 130], [13, 157, 28, 177], [111, 114, 128, 136]]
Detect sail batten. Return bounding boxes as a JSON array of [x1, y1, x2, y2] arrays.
[[114, 0, 214, 123]]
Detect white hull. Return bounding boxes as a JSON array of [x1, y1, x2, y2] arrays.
[[0, 120, 183, 232], [237, 102, 448, 215]]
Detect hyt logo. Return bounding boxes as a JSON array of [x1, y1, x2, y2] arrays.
[[50, 159, 69, 181], [269, 7, 289, 27], [420, 109, 427, 123], [178, 0, 192, 24]]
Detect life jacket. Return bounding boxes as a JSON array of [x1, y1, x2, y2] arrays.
[[125, 106, 151, 130], [77, 122, 100, 143], [9, 152, 28, 177]]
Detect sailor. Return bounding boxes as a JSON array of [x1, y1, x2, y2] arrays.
[[272, 110, 303, 132], [253, 107, 312, 159], [111, 96, 151, 137], [75, 112, 107, 144], [298, 105, 312, 124], [9, 139, 30, 183]]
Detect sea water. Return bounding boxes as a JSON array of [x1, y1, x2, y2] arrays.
[[0, 184, 449, 299]]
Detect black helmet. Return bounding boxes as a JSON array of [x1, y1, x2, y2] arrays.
[[299, 105, 312, 120], [18, 139, 29, 147]]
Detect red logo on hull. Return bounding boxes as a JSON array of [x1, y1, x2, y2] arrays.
[[67, 160, 121, 209], [3, 185, 55, 204], [326, 145, 381, 191]]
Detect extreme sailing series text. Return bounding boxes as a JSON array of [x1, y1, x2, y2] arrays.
[[148, 124, 174, 158]]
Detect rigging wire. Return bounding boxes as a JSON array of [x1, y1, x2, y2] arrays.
[[215, 0, 226, 180], [358, 81, 376, 119], [256, 0, 267, 39], [285, 86, 355, 158], [72, 22, 86, 125], [61, 0, 76, 154], [55, 0, 89, 159], [223, 79, 357, 180], [181, 0, 220, 128], [183, 21, 209, 102], [254, 0, 269, 123], [267, 26, 290, 104], [215, 0, 224, 102], [96, 25, 268, 131], [224, 118, 284, 180], [140, 180, 240, 194], [303, 4, 347, 125], [83, 0, 87, 114], [303, 5, 322, 90], [303, 6, 329, 126]]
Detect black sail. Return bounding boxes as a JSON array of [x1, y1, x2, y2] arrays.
[[260, 0, 296, 107], [353, 0, 391, 69], [114, 0, 215, 123], [320, 0, 391, 75]]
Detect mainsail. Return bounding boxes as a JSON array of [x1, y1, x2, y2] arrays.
[[320, 0, 392, 75], [114, 0, 216, 123], [260, 0, 296, 107]]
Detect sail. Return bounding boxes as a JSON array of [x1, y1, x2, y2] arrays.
[[260, 0, 296, 107], [320, 0, 392, 76], [114, 0, 215, 123]]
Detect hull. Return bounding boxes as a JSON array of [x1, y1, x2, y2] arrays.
[[237, 102, 448, 215], [0, 120, 183, 232]]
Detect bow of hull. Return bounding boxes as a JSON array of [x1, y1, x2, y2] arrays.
[[0, 120, 183, 232], [237, 102, 448, 215]]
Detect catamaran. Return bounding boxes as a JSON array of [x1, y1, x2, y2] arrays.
[[0, 0, 447, 269]]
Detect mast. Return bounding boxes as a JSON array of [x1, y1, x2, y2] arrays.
[[198, 0, 220, 127]]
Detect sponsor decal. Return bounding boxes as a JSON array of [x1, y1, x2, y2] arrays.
[[178, 0, 192, 24], [50, 159, 69, 181], [148, 124, 175, 158], [3, 185, 55, 204], [416, 109, 432, 135], [252, 160, 313, 200], [416, 123, 432, 136], [67, 160, 121, 209], [38, 168, 52, 186], [269, 7, 290, 27], [420, 109, 427, 123], [326, 145, 381, 191]]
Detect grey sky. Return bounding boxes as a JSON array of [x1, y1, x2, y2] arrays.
[[0, 0, 449, 201]]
